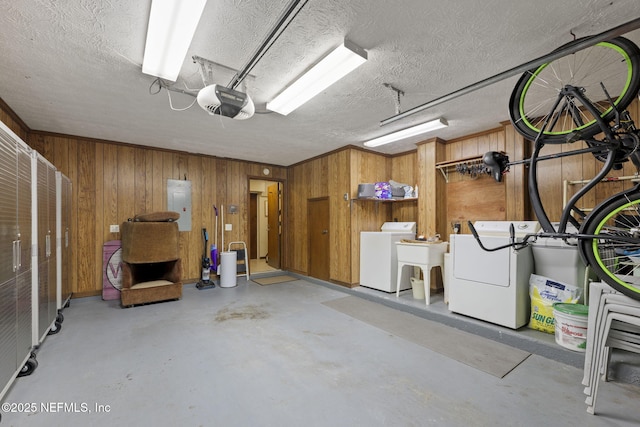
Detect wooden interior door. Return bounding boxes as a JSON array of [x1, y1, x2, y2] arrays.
[[267, 183, 281, 269], [308, 198, 330, 281]]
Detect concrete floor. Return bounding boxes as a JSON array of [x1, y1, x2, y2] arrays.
[[2, 275, 639, 427]]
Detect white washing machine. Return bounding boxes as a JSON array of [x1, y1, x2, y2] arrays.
[[448, 221, 540, 329], [360, 222, 416, 292]]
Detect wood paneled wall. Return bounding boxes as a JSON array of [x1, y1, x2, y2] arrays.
[[329, 149, 353, 284], [504, 121, 530, 221], [27, 131, 286, 297], [417, 138, 446, 239], [287, 146, 418, 286], [4, 96, 638, 295], [437, 128, 507, 239], [285, 154, 329, 275], [389, 151, 418, 223], [433, 124, 530, 240]]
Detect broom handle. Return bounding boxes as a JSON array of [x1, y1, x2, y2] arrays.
[[214, 205, 218, 254], [221, 204, 224, 252]]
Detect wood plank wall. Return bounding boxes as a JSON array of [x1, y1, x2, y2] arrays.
[[27, 131, 286, 297], [504, 121, 530, 221], [389, 151, 418, 224], [287, 146, 418, 287], [3, 96, 638, 294], [329, 149, 353, 285], [417, 138, 446, 239], [431, 128, 508, 240], [286, 154, 329, 275]]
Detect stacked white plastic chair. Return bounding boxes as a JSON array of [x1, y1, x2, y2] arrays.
[[582, 281, 640, 414]]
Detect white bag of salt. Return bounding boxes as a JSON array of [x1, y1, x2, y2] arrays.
[[528, 274, 582, 333]]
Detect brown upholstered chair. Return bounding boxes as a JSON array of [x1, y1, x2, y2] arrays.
[[120, 213, 183, 307]]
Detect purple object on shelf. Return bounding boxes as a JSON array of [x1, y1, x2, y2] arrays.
[[374, 182, 392, 199]]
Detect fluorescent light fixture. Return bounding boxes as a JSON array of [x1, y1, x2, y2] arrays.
[[142, 0, 207, 82], [363, 118, 448, 147], [266, 40, 367, 115]]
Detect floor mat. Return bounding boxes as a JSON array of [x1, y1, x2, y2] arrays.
[[323, 296, 530, 378], [253, 275, 298, 286]]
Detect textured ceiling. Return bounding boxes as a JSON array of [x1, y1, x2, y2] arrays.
[[1, 0, 640, 166]]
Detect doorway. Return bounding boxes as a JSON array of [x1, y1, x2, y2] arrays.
[[249, 179, 282, 273]]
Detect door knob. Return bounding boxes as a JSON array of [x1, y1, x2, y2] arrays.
[[321, 229, 328, 234]]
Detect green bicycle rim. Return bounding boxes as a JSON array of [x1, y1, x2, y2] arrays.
[[592, 198, 640, 295], [518, 41, 634, 136]]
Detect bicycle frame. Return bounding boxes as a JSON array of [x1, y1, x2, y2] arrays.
[[528, 84, 628, 234], [471, 83, 639, 251]]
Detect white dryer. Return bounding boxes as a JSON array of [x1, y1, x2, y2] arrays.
[[360, 222, 416, 292], [448, 221, 540, 329]]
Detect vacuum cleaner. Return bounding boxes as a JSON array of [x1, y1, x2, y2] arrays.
[[196, 228, 216, 289]]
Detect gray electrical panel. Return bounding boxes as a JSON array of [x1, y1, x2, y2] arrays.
[[167, 179, 192, 231]]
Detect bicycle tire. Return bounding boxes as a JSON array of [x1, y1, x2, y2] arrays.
[[510, 37, 640, 144], [580, 189, 640, 300]]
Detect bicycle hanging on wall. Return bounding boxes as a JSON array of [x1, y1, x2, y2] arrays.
[[473, 36, 640, 301]]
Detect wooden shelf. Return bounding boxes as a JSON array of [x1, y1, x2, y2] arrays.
[[352, 197, 417, 203]]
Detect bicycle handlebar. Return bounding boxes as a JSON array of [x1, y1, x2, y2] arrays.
[[468, 220, 640, 253], [466, 221, 530, 252]]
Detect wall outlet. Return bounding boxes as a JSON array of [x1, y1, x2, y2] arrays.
[[110, 224, 119, 233], [225, 223, 232, 231]]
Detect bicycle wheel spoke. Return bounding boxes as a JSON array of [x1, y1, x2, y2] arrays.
[[585, 195, 640, 298], [510, 37, 640, 143]]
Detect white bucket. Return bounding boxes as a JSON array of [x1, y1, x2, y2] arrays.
[[553, 303, 589, 352], [410, 277, 425, 300]]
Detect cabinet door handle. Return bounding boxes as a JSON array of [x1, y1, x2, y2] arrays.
[[13, 240, 18, 272], [321, 229, 328, 234]]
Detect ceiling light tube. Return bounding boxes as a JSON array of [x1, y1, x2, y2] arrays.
[[142, 0, 207, 82], [266, 40, 367, 115], [363, 118, 448, 147]]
